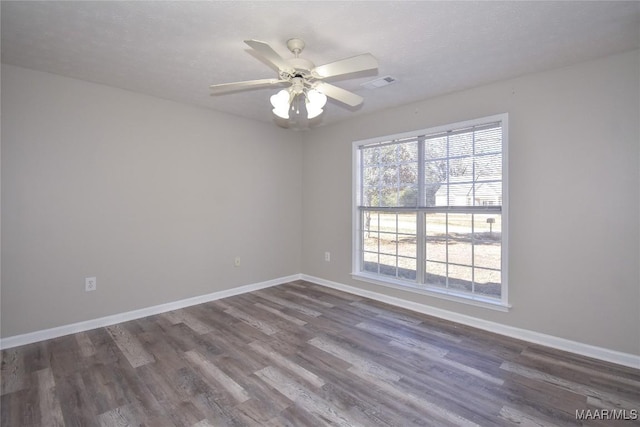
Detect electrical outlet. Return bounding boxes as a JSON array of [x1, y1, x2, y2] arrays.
[[85, 276, 97, 292], [324, 251, 331, 262], [234, 256, 241, 267]]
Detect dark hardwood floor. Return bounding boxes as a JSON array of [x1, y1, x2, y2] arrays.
[[2, 280, 639, 426]]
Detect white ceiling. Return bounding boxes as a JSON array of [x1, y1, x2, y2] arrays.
[[2, 1, 639, 128]]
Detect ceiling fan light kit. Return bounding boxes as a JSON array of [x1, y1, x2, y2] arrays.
[[210, 38, 378, 126], [306, 89, 328, 119], [270, 86, 327, 120]]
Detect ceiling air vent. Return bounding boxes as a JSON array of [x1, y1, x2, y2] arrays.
[[361, 75, 397, 89]]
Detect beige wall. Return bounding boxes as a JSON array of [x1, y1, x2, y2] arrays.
[[2, 51, 639, 357], [301, 50, 640, 355], [1, 64, 302, 337]]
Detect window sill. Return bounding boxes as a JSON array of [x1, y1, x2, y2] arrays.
[[351, 272, 511, 312]]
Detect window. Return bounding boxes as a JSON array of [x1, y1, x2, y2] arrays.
[[352, 114, 508, 310]]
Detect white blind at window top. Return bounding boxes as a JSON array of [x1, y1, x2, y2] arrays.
[[359, 122, 502, 208]]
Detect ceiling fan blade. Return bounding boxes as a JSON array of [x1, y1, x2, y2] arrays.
[[312, 53, 378, 79], [315, 82, 364, 107], [209, 78, 287, 95], [244, 39, 293, 73]]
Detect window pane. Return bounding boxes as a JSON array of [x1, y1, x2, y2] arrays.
[[362, 146, 378, 167], [397, 213, 416, 259], [381, 164, 397, 186], [397, 212, 416, 233], [363, 166, 379, 184], [475, 127, 501, 154], [362, 185, 378, 207], [447, 183, 473, 206], [379, 254, 397, 278], [448, 265, 472, 293], [363, 232, 379, 252], [363, 252, 379, 274], [373, 164, 396, 207], [398, 141, 418, 163], [474, 268, 501, 299], [474, 214, 501, 270], [399, 186, 418, 207], [380, 145, 395, 164], [360, 141, 418, 208], [398, 236, 416, 258], [448, 213, 472, 267], [399, 163, 418, 184], [379, 188, 398, 207], [474, 153, 502, 181], [378, 213, 398, 234], [424, 159, 446, 207], [361, 210, 417, 282], [378, 232, 397, 256], [362, 164, 382, 207], [425, 136, 447, 159], [365, 211, 380, 232], [449, 156, 473, 182], [425, 160, 447, 184], [426, 261, 446, 287], [426, 213, 447, 263], [474, 181, 502, 206], [449, 132, 473, 157], [398, 258, 416, 280]]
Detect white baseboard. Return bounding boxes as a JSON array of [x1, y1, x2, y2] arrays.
[[0, 274, 302, 350], [301, 274, 640, 370], [3, 272, 638, 370]]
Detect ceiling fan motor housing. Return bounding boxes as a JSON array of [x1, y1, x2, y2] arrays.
[[286, 58, 315, 76]]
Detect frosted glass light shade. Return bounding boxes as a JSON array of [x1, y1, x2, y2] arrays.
[[306, 89, 327, 119], [270, 88, 327, 120], [270, 89, 291, 119]]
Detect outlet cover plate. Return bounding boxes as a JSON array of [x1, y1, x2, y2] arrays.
[[85, 276, 97, 292]]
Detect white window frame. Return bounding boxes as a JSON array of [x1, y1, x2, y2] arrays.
[[352, 114, 510, 311]]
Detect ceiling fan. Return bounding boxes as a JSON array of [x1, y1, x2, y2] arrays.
[[209, 39, 378, 121]]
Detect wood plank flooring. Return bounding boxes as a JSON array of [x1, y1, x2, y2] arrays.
[[2, 280, 639, 426]]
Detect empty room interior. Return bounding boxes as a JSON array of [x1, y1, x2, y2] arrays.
[[1, 1, 639, 426]]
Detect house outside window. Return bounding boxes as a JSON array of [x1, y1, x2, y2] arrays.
[[352, 114, 509, 310]]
